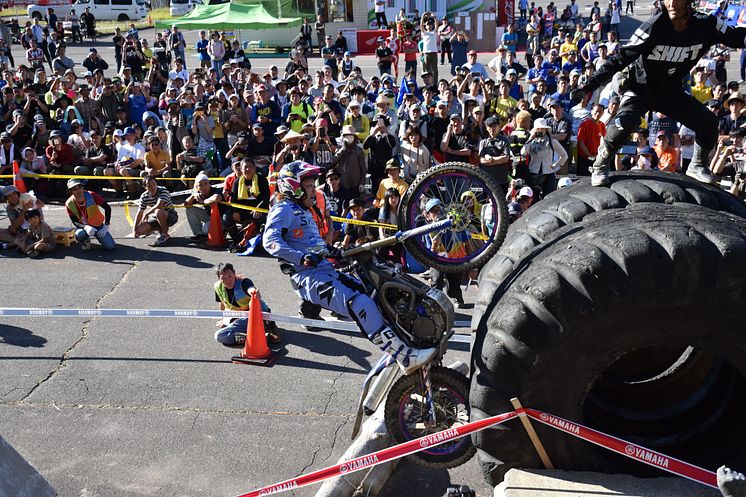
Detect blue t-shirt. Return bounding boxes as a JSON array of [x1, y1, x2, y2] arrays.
[[551, 91, 572, 113], [195, 39, 209, 61], [501, 32, 518, 54], [541, 61, 560, 88], [527, 67, 549, 93], [127, 94, 147, 126], [562, 61, 583, 75], [451, 40, 468, 69]]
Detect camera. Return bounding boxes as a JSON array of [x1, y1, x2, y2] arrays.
[[444, 485, 475, 497]]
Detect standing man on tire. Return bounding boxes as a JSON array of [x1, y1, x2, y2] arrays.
[[263, 161, 437, 374], [571, 0, 746, 187]]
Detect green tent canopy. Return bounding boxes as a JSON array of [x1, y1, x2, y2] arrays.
[[156, 2, 302, 30]]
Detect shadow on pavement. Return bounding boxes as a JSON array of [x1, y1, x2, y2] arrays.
[[0, 325, 48, 348]]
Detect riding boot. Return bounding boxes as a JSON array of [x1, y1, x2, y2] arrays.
[[372, 327, 436, 375], [591, 140, 612, 187], [685, 142, 718, 185]]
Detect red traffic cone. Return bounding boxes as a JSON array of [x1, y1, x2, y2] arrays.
[[232, 292, 276, 366], [207, 203, 226, 248], [12, 161, 27, 194], [147, 13, 153, 25]]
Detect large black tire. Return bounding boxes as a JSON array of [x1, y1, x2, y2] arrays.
[[398, 162, 509, 273], [470, 203, 746, 485], [385, 366, 476, 469], [473, 171, 746, 327]]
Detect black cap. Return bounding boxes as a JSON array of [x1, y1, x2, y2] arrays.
[[706, 98, 722, 108], [348, 198, 365, 208], [485, 115, 500, 126]]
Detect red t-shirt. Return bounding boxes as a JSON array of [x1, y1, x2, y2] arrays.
[[577, 119, 606, 159]]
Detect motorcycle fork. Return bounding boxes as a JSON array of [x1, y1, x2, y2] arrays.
[[420, 365, 438, 428]]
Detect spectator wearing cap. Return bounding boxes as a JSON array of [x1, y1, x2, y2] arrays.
[[653, 131, 679, 173], [46, 129, 76, 177], [8, 107, 32, 150], [26, 39, 45, 71], [80, 129, 113, 181], [97, 81, 123, 123], [82, 48, 108, 74], [183, 172, 224, 241], [142, 134, 174, 180], [342, 198, 375, 248], [111, 126, 145, 197], [333, 125, 366, 193], [364, 115, 397, 190], [281, 88, 313, 133], [321, 35, 340, 80], [343, 101, 371, 142], [251, 84, 281, 136], [65, 178, 115, 251], [600, 95, 620, 126], [375, 37, 393, 77], [522, 117, 567, 195], [374, 158, 408, 207], [479, 115, 512, 190], [463, 50, 489, 80], [719, 92, 746, 136], [441, 113, 474, 163], [628, 146, 657, 171], [576, 104, 606, 176]]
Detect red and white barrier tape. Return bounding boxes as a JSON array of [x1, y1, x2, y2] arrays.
[[233, 407, 721, 497], [233, 410, 520, 497], [523, 408, 718, 489]]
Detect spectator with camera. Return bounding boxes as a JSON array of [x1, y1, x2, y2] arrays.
[[712, 129, 746, 181], [175, 135, 208, 188]]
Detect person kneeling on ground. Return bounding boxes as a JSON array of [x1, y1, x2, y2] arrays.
[[65, 178, 116, 251], [214, 262, 280, 347], [132, 175, 178, 247], [184, 172, 224, 241], [15, 208, 55, 258]]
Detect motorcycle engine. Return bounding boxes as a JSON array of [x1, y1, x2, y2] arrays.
[[378, 273, 455, 348]]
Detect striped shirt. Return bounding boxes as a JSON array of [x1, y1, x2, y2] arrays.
[[138, 186, 174, 211]]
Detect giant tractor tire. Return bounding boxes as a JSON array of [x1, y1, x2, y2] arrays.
[[470, 172, 746, 485]]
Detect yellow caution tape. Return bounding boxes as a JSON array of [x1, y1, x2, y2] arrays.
[[0, 173, 224, 181]]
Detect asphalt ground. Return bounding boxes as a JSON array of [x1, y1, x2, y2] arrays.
[[2, 3, 745, 497]]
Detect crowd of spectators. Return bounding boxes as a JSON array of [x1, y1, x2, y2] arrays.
[[2, 1, 746, 262]]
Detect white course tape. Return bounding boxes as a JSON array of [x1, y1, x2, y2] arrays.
[[0, 308, 473, 343]]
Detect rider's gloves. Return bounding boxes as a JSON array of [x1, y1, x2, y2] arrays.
[[325, 245, 343, 260], [302, 252, 323, 267]]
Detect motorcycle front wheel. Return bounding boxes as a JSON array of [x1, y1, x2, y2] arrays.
[[384, 366, 475, 468], [398, 162, 508, 273]]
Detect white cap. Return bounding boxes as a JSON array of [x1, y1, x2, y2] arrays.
[[518, 186, 534, 198], [557, 177, 573, 188]]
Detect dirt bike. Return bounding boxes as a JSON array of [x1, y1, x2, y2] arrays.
[[337, 162, 509, 468]]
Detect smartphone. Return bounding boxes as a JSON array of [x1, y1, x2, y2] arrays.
[[377, 118, 385, 128], [319, 128, 326, 138], [723, 139, 734, 146]]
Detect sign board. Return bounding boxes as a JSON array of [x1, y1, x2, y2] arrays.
[[340, 27, 357, 53]]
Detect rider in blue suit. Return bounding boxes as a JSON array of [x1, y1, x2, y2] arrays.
[[263, 161, 436, 374]]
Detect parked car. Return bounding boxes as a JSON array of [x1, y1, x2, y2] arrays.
[[28, 0, 147, 21], [169, 0, 196, 16]]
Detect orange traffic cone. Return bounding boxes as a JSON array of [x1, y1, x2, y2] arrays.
[[12, 161, 27, 194], [232, 292, 276, 366], [207, 203, 226, 248], [268, 163, 276, 197], [147, 14, 153, 25]]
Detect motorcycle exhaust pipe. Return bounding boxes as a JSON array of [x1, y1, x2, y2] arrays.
[[363, 364, 400, 416]]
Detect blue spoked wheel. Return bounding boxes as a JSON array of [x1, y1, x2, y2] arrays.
[[398, 162, 508, 273], [384, 366, 475, 468]]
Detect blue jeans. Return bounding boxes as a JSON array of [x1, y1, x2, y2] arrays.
[[75, 226, 116, 251], [211, 59, 222, 75], [215, 299, 271, 345]]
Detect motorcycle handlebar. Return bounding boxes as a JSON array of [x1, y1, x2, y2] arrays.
[[341, 218, 453, 258]]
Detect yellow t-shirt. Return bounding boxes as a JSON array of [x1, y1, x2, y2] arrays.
[[559, 42, 577, 65], [375, 177, 409, 206], [144, 149, 170, 173], [690, 84, 713, 104]]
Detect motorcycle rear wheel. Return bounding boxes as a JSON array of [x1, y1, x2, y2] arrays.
[[398, 162, 508, 273], [384, 366, 475, 468]]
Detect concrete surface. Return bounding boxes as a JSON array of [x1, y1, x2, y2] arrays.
[[494, 469, 721, 497], [0, 434, 56, 497]]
